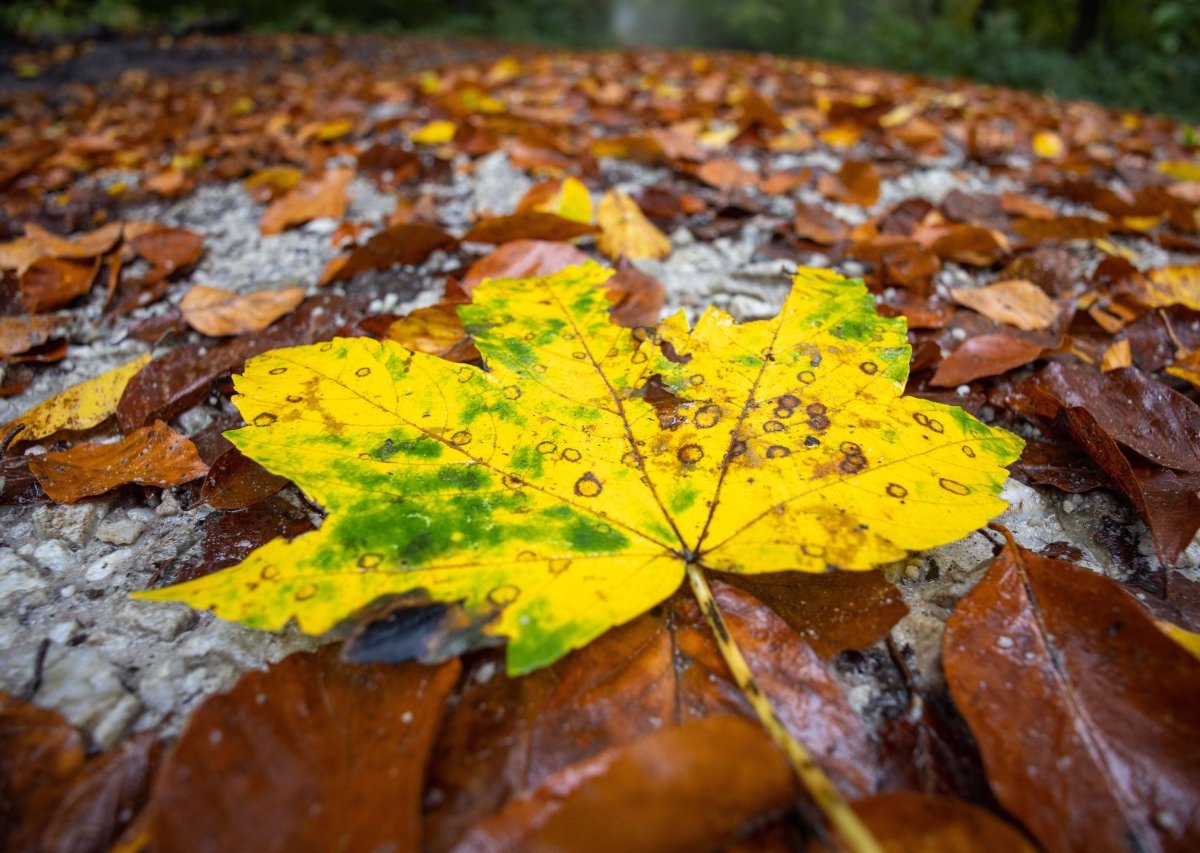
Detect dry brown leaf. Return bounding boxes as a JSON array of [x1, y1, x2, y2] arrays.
[[320, 222, 459, 285], [461, 212, 597, 245], [0, 315, 65, 360], [462, 239, 591, 291], [19, 257, 99, 312], [817, 160, 881, 207], [28, 421, 209, 503], [949, 280, 1060, 331], [696, 158, 759, 192], [260, 168, 352, 236], [596, 189, 671, 260], [25, 222, 123, 260], [0, 237, 43, 275], [179, 285, 305, 337]]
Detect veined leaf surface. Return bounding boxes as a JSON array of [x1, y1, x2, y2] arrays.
[[138, 264, 1022, 673]]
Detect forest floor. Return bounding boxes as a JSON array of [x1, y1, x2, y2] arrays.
[[1, 33, 1199, 852]]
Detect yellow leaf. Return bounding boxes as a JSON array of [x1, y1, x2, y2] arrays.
[[1143, 265, 1200, 310], [1158, 160, 1200, 182], [411, 120, 457, 145], [137, 266, 1022, 675], [4, 353, 151, 445], [596, 190, 671, 261], [1032, 130, 1064, 159], [516, 177, 593, 224]]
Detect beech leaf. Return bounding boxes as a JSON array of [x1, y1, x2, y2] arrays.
[[137, 264, 1022, 674]]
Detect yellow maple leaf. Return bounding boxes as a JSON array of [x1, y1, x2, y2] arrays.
[[596, 189, 671, 260], [411, 119, 457, 145], [138, 265, 1021, 675]]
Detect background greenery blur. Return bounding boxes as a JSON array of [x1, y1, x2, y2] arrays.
[[4, 0, 1199, 121]]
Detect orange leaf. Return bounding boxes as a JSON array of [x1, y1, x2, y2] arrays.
[[19, 257, 98, 312], [260, 168, 352, 236], [25, 222, 123, 260], [179, 285, 305, 337], [462, 239, 591, 291], [949, 280, 1060, 331]]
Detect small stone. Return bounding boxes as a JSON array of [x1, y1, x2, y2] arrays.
[[96, 518, 146, 546], [996, 635, 1015, 649], [32, 502, 108, 547], [35, 643, 142, 749], [0, 567, 49, 603], [903, 561, 922, 580], [33, 539, 75, 573], [84, 547, 137, 583], [125, 601, 197, 641], [155, 491, 181, 517], [46, 619, 82, 644]]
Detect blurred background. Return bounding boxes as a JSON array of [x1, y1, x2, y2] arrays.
[[4, 0, 1199, 120]]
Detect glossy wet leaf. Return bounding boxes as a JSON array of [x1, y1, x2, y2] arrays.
[[138, 264, 1022, 674], [944, 533, 1200, 853]]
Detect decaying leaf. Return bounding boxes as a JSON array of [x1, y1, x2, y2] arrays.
[[139, 265, 1021, 674], [0, 315, 65, 360], [28, 420, 209, 502], [179, 285, 305, 337], [131, 647, 458, 851], [4, 353, 151, 445], [260, 168, 352, 236], [461, 239, 591, 290], [19, 257, 98, 312], [387, 303, 480, 362], [462, 212, 597, 245], [596, 190, 672, 260], [320, 222, 459, 285], [1142, 265, 1200, 310], [930, 334, 1045, 387], [25, 221, 123, 260], [949, 280, 1059, 331], [944, 533, 1200, 853], [515, 176, 593, 224]]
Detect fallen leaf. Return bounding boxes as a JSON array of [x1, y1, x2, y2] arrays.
[[818, 160, 881, 207], [0, 237, 43, 274], [25, 221, 123, 260], [944, 533, 1200, 853], [696, 158, 759, 192], [320, 222, 459, 285], [179, 285, 305, 336], [717, 570, 907, 659], [602, 263, 666, 327], [412, 119, 457, 145], [1142, 265, 1200, 310], [243, 165, 303, 201], [386, 303, 480, 362], [458, 716, 794, 852], [140, 265, 1021, 674], [515, 176, 593, 224], [1032, 129, 1065, 159], [423, 582, 879, 850], [949, 280, 1059, 331], [199, 448, 289, 510], [1010, 438, 1111, 493], [930, 334, 1044, 386], [260, 168, 352, 236], [928, 225, 1009, 266], [19, 257, 98, 312], [0, 315, 65, 360], [28, 420, 209, 502], [133, 647, 457, 851], [127, 226, 204, 274], [462, 211, 598, 245], [596, 190, 672, 260], [462, 239, 591, 290], [4, 353, 151, 446], [849, 792, 1036, 853], [794, 202, 850, 245], [1100, 338, 1132, 371]]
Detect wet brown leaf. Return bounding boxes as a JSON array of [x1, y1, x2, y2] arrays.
[[793, 202, 850, 246], [818, 160, 881, 207], [849, 792, 1035, 853], [19, 257, 98, 312], [944, 533, 1200, 853], [462, 211, 597, 245], [134, 647, 458, 852], [458, 716, 795, 853], [927, 225, 1009, 266], [28, 420, 208, 503], [0, 315, 65, 360], [950, 280, 1059, 331], [320, 222, 459, 285], [930, 334, 1044, 387], [199, 448, 289, 510], [179, 284, 305, 337], [461, 239, 590, 291]]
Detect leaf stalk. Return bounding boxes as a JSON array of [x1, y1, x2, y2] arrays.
[[684, 562, 881, 853]]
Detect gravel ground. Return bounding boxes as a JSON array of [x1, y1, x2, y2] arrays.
[[2, 133, 1197, 750]]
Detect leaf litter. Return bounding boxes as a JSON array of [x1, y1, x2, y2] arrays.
[[1, 31, 1200, 852]]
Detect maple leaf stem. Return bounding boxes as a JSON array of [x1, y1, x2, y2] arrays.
[[684, 562, 881, 853]]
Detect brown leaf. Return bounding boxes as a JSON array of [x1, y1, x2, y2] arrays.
[[849, 792, 1035, 853], [320, 222, 459, 285], [880, 244, 941, 292], [462, 239, 591, 291], [818, 160, 881, 207], [179, 285, 305, 337], [596, 190, 672, 261], [793, 202, 850, 245], [718, 570, 908, 659], [19, 257, 98, 312], [25, 221, 123, 260], [950, 280, 1060, 331], [128, 227, 204, 276], [386, 303, 480, 362], [135, 647, 458, 852], [423, 583, 878, 850], [0, 315, 65, 360], [927, 225, 1009, 266], [0, 236, 44, 275], [199, 448, 289, 510], [1010, 438, 1111, 493], [930, 334, 1044, 387], [28, 421, 209, 503], [1016, 362, 1200, 473], [260, 168, 352, 235], [696, 157, 759, 192], [462, 211, 597, 245], [116, 293, 360, 431], [1010, 215, 1109, 245], [458, 716, 795, 853], [603, 263, 666, 328], [944, 534, 1200, 853]]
